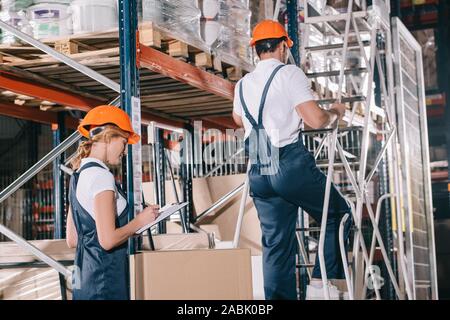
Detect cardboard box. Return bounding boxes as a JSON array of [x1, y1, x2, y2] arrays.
[[134, 248, 253, 300], [0, 240, 74, 300], [140, 232, 213, 251], [142, 181, 182, 207], [193, 174, 263, 255], [143, 174, 263, 255], [0, 239, 74, 264]]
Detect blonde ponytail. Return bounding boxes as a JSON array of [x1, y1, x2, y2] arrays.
[[70, 140, 94, 170], [70, 124, 130, 170]]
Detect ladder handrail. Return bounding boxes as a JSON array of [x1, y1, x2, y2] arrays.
[[0, 128, 83, 282], [193, 182, 245, 224], [0, 96, 120, 204], [0, 131, 81, 204], [0, 224, 71, 277]]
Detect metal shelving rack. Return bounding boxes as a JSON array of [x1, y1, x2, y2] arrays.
[[293, 0, 438, 300], [0, 0, 242, 299]]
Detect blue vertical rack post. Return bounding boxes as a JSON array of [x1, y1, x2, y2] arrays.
[[287, 0, 305, 300], [52, 112, 67, 299], [155, 129, 166, 233], [118, 0, 140, 255], [287, 0, 300, 65], [436, 0, 450, 207], [52, 112, 65, 240]]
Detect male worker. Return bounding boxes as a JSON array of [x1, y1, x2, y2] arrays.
[[232, 20, 352, 300]]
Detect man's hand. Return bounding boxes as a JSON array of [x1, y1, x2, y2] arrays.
[[329, 103, 346, 119]]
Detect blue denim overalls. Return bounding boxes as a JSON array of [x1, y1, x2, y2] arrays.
[[70, 162, 129, 300]]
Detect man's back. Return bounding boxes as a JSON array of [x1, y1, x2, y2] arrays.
[[233, 58, 314, 147]]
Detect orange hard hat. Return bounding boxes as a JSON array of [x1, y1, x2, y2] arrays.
[[250, 20, 293, 47], [78, 105, 140, 144]]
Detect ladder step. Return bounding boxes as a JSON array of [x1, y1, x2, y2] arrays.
[[297, 226, 358, 234], [305, 41, 370, 52], [297, 264, 315, 268], [297, 227, 321, 232], [315, 161, 360, 168], [297, 261, 353, 268], [306, 68, 368, 78], [317, 96, 365, 105]]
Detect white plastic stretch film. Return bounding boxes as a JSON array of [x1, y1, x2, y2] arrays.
[[141, 0, 207, 52], [213, 0, 253, 69], [0, 0, 33, 44], [0, 0, 33, 12]]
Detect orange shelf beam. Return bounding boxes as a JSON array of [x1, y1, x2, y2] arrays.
[[1, 44, 239, 129], [0, 73, 99, 112], [0, 101, 79, 128], [138, 43, 235, 101], [400, 0, 439, 9], [0, 72, 185, 127]]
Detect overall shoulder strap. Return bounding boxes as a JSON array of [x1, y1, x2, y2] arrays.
[[78, 161, 109, 173], [257, 64, 286, 125], [239, 81, 258, 128], [239, 64, 286, 128], [70, 162, 110, 234], [69, 172, 84, 236]]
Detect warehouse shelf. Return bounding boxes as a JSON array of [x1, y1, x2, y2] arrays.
[[400, 0, 439, 9], [431, 170, 449, 181], [426, 93, 446, 118], [0, 22, 246, 129], [399, 0, 440, 29]]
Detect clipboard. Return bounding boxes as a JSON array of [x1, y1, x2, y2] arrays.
[[135, 202, 189, 234]]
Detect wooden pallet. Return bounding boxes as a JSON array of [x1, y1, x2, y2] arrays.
[[0, 22, 250, 80], [0, 22, 248, 120]]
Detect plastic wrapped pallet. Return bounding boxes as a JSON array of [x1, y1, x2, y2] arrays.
[[140, 0, 207, 52], [69, 0, 118, 34], [26, 2, 73, 39], [0, 1, 33, 45], [412, 29, 438, 91], [0, 0, 33, 12], [0, 10, 29, 44], [211, 0, 253, 69]]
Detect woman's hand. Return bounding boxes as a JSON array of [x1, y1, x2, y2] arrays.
[[136, 205, 160, 228], [94, 190, 161, 250]]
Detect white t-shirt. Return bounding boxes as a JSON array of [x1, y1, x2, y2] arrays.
[[233, 58, 314, 147], [75, 158, 127, 220]]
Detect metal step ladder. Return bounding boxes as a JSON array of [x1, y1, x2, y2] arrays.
[[292, 0, 409, 300]]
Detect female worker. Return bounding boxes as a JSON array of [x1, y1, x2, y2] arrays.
[[66, 105, 159, 300]]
